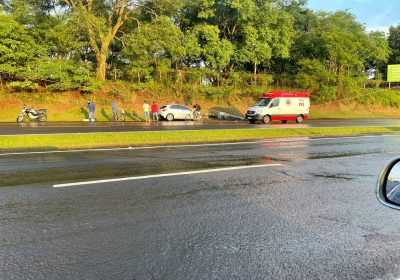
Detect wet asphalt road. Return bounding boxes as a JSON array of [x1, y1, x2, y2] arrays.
[[2, 136, 400, 279], [2, 118, 400, 135]]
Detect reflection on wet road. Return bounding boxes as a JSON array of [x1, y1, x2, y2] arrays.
[[2, 135, 400, 279], [0, 135, 392, 187]]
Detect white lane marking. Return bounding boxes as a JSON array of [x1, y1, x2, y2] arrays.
[[0, 140, 299, 156], [387, 183, 400, 199], [53, 164, 283, 188], [0, 134, 397, 157]]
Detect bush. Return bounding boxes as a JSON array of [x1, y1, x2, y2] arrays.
[[199, 86, 240, 103], [124, 67, 154, 83], [311, 85, 337, 103], [110, 87, 120, 97], [131, 83, 147, 91], [7, 81, 39, 92], [297, 59, 335, 91], [35, 59, 99, 92]]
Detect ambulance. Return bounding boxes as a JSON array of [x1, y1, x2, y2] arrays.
[[245, 90, 310, 124]]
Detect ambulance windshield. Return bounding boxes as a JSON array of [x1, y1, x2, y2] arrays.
[[254, 98, 271, 106]]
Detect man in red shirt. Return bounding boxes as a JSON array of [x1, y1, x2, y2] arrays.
[[151, 101, 159, 122]]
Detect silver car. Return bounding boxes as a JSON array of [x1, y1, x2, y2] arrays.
[[158, 104, 193, 121]]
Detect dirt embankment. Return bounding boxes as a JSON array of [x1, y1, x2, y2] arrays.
[[311, 103, 400, 119], [1, 85, 400, 122], [0, 87, 254, 122]]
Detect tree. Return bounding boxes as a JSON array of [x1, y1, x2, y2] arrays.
[[180, 0, 295, 76], [296, 11, 389, 96], [123, 16, 185, 81], [233, 1, 294, 82], [305, 12, 387, 76], [0, 14, 45, 76], [269, 0, 313, 74], [62, 0, 140, 80], [185, 24, 234, 70], [388, 25, 400, 65], [140, 0, 184, 19]]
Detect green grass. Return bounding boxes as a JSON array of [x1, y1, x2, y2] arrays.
[[1, 127, 400, 151]]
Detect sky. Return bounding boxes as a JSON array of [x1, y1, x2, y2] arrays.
[[307, 0, 399, 32]]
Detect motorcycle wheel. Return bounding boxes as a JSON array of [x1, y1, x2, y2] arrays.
[[38, 113, 47, 122], [16, 115, 25, 123]]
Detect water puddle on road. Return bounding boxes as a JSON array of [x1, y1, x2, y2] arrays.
[[0, 135, 390, 188], [0, 156, 282, 188]]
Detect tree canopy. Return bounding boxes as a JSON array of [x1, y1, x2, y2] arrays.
[[0, 0, 395, 98]]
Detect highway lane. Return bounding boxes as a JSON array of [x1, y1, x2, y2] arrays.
[[2, 118, 400, 135], [2, 135, 400, 279]]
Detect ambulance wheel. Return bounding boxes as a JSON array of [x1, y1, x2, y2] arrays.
[[249, 120, 256, 124], [296, 115, 304, 123], [262, 115, 271, 124]]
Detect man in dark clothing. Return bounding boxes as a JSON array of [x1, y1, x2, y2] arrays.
[[112, 101, 118, 122], [193, 103, 201, 113], [192, 103, 201, 120], [87, 101, 96, 122]]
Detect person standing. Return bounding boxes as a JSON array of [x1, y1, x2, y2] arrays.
[[87, 100, 96, 122], [120, 107, 126, 122], [143, 101, 151, 123], [112, 100, 118, 122], [192, 102, 201, 119], [151, 101, 159, 122]]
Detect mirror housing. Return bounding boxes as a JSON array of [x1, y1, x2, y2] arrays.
[[377, 156, 400, 211]]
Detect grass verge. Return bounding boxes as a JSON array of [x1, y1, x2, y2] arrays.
[[1, 127, 400, 152], [3, 85, 400, 122]]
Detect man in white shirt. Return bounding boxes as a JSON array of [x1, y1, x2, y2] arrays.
[[142, 101, 151, 123]]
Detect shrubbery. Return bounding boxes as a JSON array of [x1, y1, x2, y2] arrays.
[[7, 81, 39, 92], [35, 59, 101, 93]]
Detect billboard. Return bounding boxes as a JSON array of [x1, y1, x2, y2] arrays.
[[388, 65, 400, 82]]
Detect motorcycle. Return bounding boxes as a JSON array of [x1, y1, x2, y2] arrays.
[[16, 107, 47, 123]]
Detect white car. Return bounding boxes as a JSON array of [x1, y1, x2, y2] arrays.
[[158, 104, 193, 121]]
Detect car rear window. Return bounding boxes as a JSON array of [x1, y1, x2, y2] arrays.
[[178, 105, 189, 110]]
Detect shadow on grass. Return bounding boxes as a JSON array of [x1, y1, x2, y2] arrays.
[[80, 107, 89, 119], [126, 111, 143, 121], [101, 108, 112, 121]]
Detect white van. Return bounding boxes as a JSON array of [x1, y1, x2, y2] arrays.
[[245, 90, 310, 124]]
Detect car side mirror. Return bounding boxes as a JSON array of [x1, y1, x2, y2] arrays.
[[269, 103, 273, 108], [377, 157, 400, 211]]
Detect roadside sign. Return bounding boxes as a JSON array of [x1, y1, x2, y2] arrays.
[[388, 65, 400, 82]]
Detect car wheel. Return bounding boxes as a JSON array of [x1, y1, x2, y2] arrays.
[[166, 114, 174, 121], [296, 115, 304, 123], [262, 115, 271, 124]]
